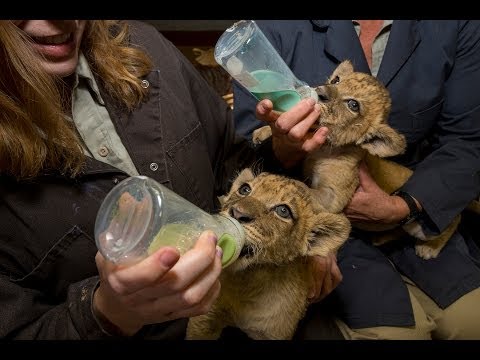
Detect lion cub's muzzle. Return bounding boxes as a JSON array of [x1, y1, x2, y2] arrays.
[[315, 85, 330, 103], [227, 206, 256, 258], [229, 205, 254, 224], [227, 200, 263, 258]]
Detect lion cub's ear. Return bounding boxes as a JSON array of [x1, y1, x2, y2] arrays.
[[356, 124, 407, 158], [328, 60, 354, 83], [230, 168, 255, 190], [306, 212, 351, 257]]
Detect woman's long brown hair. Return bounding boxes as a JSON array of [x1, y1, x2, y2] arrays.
[[83, 20, 153, 111], [0, 20, 152, 180]]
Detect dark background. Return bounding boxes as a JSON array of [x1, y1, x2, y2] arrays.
[[144, 20, 236, 62]]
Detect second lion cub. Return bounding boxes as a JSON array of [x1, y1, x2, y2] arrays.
[[186, 168, 350, 340], [253, 60, 461, 259]]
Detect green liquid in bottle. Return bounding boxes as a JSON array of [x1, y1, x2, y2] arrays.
[[249, 70, 301, 112], [148, 223, 198, 256]]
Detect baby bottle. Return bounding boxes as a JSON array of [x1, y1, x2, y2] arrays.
[[214, 20, 318, 112], [94, 176, 245, 268]]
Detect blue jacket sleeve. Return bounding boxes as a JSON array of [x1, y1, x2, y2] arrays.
[[402, 20, 480, 233]]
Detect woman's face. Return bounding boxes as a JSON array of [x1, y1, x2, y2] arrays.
[[13, 20, 87, 78]]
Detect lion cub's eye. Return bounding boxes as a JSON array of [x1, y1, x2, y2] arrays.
[[330, 75, 340, 84], [238, 183, 252, 196], [274, 204, 293, 219], [347, 99, 360, 112]]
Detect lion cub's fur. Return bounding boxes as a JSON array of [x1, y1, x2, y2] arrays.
[[253, 60, 467, 260], [186, 168, 351, 340]]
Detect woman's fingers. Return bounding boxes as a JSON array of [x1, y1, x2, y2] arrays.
[[140, 242, 222, 302], [96, 247, 180, 296], [159, 231, 219, 292], [157, 279, 222, 322]]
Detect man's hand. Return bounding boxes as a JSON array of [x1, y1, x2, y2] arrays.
[[308, 253, 343, 303], [256, 98, 328, 168], [344, 161, 410, 225]]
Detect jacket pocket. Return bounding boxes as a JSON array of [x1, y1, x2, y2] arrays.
[[11, 225, 98, 299], [411, 99, 444, 118], [166, 123, 215, 211], [405, 100, 444, 143]]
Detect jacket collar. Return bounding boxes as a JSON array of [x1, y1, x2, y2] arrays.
[[312, 20, 370, 74], [376, 20, 421, 86], [311, 20, 421, 86]]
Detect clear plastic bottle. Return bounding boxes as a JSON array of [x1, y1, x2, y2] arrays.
[[214, 20, 318, 112], [94, 176, 245, 267]]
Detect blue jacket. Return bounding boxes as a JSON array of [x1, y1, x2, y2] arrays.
[[234, 20, 480, 328]]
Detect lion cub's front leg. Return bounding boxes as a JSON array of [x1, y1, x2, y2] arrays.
[[186, 312, 226, 340], [412, 214, 461, 260], [252, 125, 272, 145]]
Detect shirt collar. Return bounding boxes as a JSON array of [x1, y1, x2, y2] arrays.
[[311, 20, 394, 29], [74, 52, 105, 106], [352, 19, 394, 28]]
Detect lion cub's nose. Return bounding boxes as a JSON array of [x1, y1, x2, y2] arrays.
[[315, 86, 329, 102], [229, 206, 254, 223]]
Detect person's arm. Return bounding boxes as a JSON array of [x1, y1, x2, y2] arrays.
[[0, 231, 221, 339], [401, 20, 480, 234], [0, 272, 107, 339]]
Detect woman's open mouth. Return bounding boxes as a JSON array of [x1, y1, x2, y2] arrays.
[[29, 32, 76, 60], [31, 33, 73, 45]]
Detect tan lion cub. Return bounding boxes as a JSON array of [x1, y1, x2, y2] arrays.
[[186, 168, 351, 340], [253, 60, 463, 259]]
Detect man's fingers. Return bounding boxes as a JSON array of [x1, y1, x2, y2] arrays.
[[301, 127, 329, 152], [357, 160, 376, 190], [256, 99, 279, 123], [308, 254, 343, 303], [330, 255, 343, 286], [320, 271, 333, 300], [273, 98, 317, 134], [309, 255, 328, 300], [287, 104, 322, 142]]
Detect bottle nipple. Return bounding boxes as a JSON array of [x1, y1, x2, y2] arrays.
[[218, 233, 241, 268]]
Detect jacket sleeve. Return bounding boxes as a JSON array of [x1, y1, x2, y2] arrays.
[[402, 20, 480, 233], [233, 20, 286, 141], [0, 177, 115, 339], [0, 271, 110, 339]]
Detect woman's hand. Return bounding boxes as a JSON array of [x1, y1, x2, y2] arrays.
[[308, 252, 343, 303], [256, 98, 329, 168], [93, 230, 223, 336]]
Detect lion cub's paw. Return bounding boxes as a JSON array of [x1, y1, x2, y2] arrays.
[[415, 241, 442, 260], [252, 126, 272, 145]]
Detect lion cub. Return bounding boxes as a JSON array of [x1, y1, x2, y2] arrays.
[[253, 60, 461, 260], [186, 168, 351, 340]]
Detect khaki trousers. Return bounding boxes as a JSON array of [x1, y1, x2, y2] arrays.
[[335, 276, 480, 340]]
